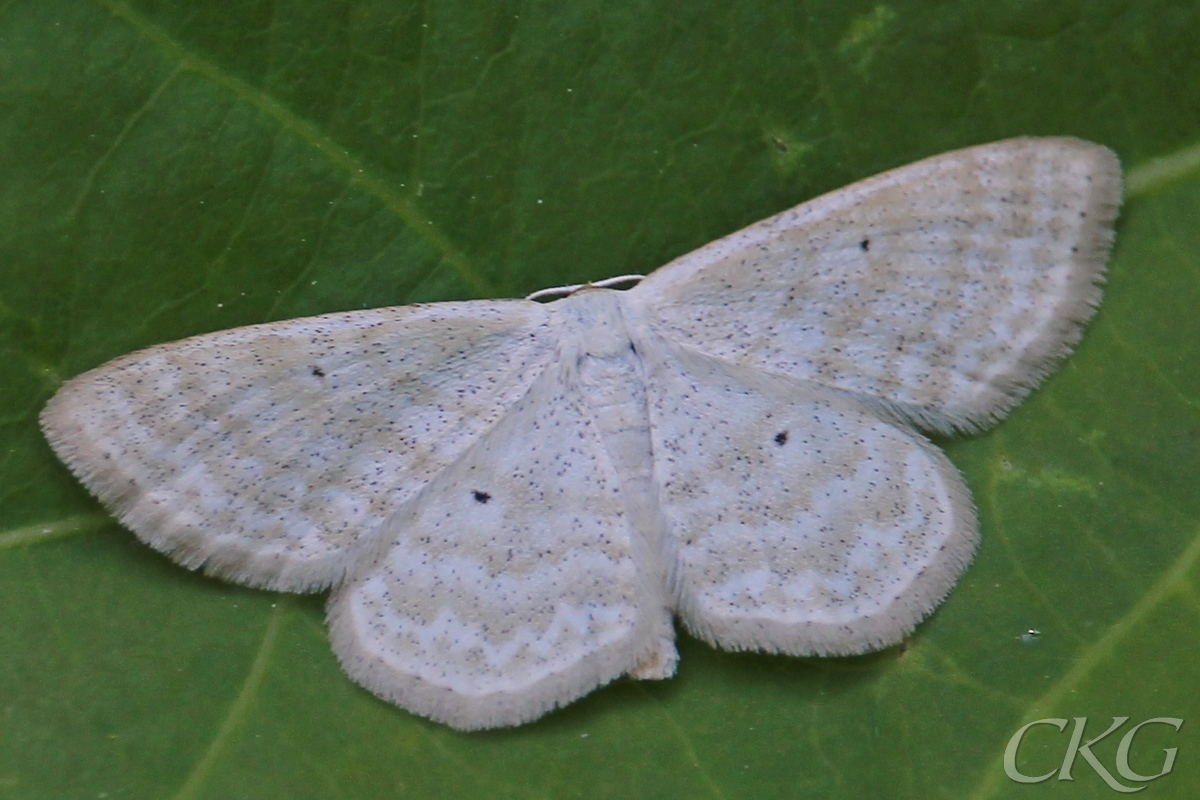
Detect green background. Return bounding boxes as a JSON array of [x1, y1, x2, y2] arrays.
[[3, 1, 1198, 797]]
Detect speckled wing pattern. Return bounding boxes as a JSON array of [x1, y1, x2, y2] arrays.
[[632, 137, 1121, 433], [639, 336, 975, 657], [626, 136, 1120, 660], [41, 302, 556, 592], [327, 360, 670, 730], [40, 137, 1121, 730]]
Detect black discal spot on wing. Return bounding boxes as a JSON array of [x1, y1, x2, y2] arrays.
[[472, 490, 491, 504], [859, 238, 870, 251], [311, 366, 326, 377], [774, 430, 789, 445]]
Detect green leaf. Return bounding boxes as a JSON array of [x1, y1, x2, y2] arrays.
[[3, 1, 1199, 798]]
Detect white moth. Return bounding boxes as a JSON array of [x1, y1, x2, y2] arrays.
[[41, 138, 1121, 730]]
